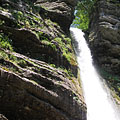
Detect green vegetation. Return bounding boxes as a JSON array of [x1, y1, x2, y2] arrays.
[[0, 50, 26, 66], [0, 51, 9, 60], [49, 64, 73, 77], [0, 33, 13, 51], [0, 0, 77, 78], [12, 10, 43, 29], [100, 69, 120, 84], [0, 20, 5, 25], [54, 37, 76, 65], [72, 0, 96, 30], [100, 69, 120, 98]]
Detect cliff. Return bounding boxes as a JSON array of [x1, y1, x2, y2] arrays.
[[0, 0, 87, 120], [89, 0, 120, 103]]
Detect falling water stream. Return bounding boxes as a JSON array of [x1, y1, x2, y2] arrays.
[[70, 28, 120, 120]]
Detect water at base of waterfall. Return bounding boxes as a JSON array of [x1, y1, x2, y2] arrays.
[[70, 27, 120, 120]]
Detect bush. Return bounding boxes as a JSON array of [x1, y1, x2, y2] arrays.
[[72, 0, 96, 30]]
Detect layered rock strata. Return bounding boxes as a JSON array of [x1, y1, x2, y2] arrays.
[[0, 0, 86, 120], [89, 0, 120, 99], [89, 0, 120, 74]]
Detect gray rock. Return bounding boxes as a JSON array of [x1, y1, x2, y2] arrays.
[[0, 50, 86, 120], [35, 0, 77, 32], [0, 114, 8, 120], [89, 0, 120, 74], [0, 0, 86, 120]]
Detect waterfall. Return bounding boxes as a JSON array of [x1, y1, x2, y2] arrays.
[[70, 28, 120, 120]]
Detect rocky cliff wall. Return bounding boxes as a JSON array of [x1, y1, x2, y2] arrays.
[[0, 0, 86, 120], [89, 0, 120, 100]]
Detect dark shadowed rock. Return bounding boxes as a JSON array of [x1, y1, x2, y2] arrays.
[[89, 0, 120, 74], [35, 0, 77, 32], [0, 49, 86, 120]]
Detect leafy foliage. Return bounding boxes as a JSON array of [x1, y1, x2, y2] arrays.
[[0, 33, 13, 51], [72, 0, 96, 30]]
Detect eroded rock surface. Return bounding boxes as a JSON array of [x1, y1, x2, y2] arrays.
[[0, 48, 86, 120], [89, 0, 120, 100], [0, 0, 86, 120], [35, 0, 77, 32], [89, 0, 120, 74]]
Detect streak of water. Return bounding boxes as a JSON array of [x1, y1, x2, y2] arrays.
[[70, 28, 120, 120]]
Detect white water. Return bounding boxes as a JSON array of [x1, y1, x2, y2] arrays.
[[70, 28, 120, 120]]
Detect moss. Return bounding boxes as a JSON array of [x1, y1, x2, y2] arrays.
[[0, 20, 5, 25], [50, 64, 56, 68], [57, 67, 74, 77], [41, 40, 57, 51], [0, 50, 27, 71], [30, 80, 39, 85], [0, 51, 9, 60], [1, 66, 9, 71], [99, 68, 120, 97], [16, 59, 27, 67], [45, 19, 54, 27], [0, 33, 13, 51], [41, 5, 49, 11], [0, 0, 77, 78], [7, 2, 43, 29], [113, 94, 120, 103], [38, 32, 48, 41], [100, 69, 120, 84], [0, 6, 9, 12], [53, 36, 77, 66], [71, 79, 76, 84]]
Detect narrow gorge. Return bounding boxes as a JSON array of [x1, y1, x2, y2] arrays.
[[0, 0, 120, 120], [71, 27, 120, 120]]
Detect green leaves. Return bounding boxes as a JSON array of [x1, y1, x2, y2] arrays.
[[0, 33, 13, 51], [72, 0, 96, 30]]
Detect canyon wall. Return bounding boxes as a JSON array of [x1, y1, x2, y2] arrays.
[[89, 0, 120, 100], [0, 0, 86, 120]]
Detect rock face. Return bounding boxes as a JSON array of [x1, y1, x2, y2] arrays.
[[0, 50, 86, 120], [89, 0, 120, 99], [0, 0, 78, 76], [0, 0, 86, 120], [89, 0, 120, 74], [35, 0, 77, 32]]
